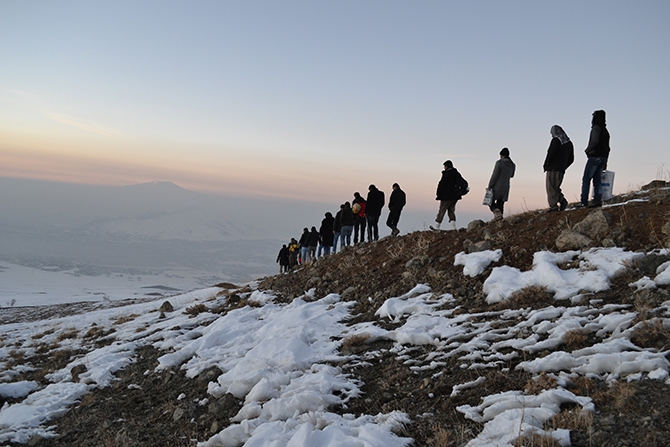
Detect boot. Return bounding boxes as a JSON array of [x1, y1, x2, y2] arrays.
[[447, 221, 456, 231], [492, 209, 503, 221], [429, 221, 441, 231]]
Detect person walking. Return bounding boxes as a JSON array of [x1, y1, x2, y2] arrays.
[[580, 110, 610, 208], [298, 228, 310, 265], [319, 212, 335, 256], [544, 125, 574, 212], [307, 226, 320, 262], [332, 204, 343, 253], [340, 202, 354, 247], [352, 192, 367, 244], [287, 238, 299, 269], [365, 184, 385, 242], [386, 183, 406, 236], [431, 160, 465, 231], [276, 244, 290, 273], [487, 148, 516, 221]]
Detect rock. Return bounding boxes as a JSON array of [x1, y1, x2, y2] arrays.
[[467, 220, 485, 232], [197, 366, 223, 386], [172, 407, 185, 421], [573, 210, 612, 239], [556, 230, 593, 251], [637, 253, 670, 276], [341, 286, 357, 300], [405, 256, 427, 270], [466, 240, 492, 254], [210, 421, 219, 434], [70, 364, 87, 382], [307, 276, 321, 288], [601, 238, 617, 247], [208, 393, 237, 415], [634, 288, 670, 309], [159, 301, 174, 313]]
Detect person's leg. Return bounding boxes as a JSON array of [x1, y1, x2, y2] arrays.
[[332, 232, 340, 253], [581, 158, 597, 206], [323, 246, 331, 256], [546, 171, 560, 210], [447, 201, 456, 222], [436, 201, 448, 224], [591, 157, 607, 205]]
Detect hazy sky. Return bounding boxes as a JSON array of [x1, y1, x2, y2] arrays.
[[1, 1, 669, 221]]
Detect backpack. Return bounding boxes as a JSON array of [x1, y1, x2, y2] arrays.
[[454, 175, 469, 196]]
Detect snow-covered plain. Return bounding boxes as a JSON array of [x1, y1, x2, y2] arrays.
[[1, 247, 670, 446]]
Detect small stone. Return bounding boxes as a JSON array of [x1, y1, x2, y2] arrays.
[[159, 301, 174, 313]]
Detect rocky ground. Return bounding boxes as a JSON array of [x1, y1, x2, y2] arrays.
[[3, 181, 670, 447]]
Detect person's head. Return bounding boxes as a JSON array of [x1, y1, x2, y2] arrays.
[[340, 203, 345, 209], [344, 201, 351, 208], [443, 160, 453, 169], [392, 183, 399, 190], [551, 125, 566, 138], [592, 110, 606, 127], [354, 192, 361, 199], [500, 147, 510, 158], [325, 212, 332, 218], [283, 244, 287, 248], [368, 184, 376, 191], [311, 226, 317, 232], [303, 227, 308, 232]]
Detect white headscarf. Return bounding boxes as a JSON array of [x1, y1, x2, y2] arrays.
[[550, 125, 570, 145]]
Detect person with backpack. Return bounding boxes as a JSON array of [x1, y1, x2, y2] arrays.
[[487, 148, 516, 221], [544, 125, 574, 212], [365, 185, 385, 242], [431, 160, 468, 231], [287, 238, 299, 269], [352, 192, 367, 244], [386, 183, 406, 237]]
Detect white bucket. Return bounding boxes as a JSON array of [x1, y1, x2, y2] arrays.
[[601, 170, 615, 201]]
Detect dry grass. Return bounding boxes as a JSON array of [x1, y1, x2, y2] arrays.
[[593, 381, 637, 412], [549, 407, 594, 431], [630, 318, 670, 349], [562, 329, 590, 350], [32, 328, 56, 340], [524, 372, 558, 395], [494, 286, 554, 311], [184, 303, 208, 317], [340, 333, 371, 354], [514, 433, 562, 447], [57, 329, 80, 341], [112, 314, 139, 325]]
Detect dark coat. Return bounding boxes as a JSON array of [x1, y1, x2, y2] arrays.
[[299, 230, 310, 248], [340, 205, 354, 226], [585, 125, 610, 159], [319, 215, 335, 246], [436, 167, 464, 201], [333, 210, 342, 232], [388, 188, 406, 211], [544, 138, 574, 172], [366, 187, 385, 217], [307, 228, 320, 247], [276, 246, 289, 265], [488, 157, 516, 201]]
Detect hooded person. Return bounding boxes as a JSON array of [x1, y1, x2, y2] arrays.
[[386, 183, 406, 236], [487, 147, 516, 221], [365, 184, 385, 241], [352, 192, 367, 244], [544, 125, 574, 212], [339, 202, 355, 247], [319, 212, 335, 255], [580, 110, 610, 208], [431, 160, 465, 231]]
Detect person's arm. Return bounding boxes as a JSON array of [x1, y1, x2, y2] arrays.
[[585, 125, 600, 156]]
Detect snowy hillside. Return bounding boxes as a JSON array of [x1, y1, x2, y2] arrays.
[[1, 184, 670, 446]]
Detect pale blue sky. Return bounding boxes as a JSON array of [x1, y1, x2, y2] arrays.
[[1, 1, 669, 225]]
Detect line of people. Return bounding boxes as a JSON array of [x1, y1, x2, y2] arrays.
[[432, 109, 611, 230], [276, 183, 407, 272], [277, 109, 611, 270]]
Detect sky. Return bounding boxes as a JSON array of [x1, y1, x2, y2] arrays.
[[1, 1, 669, 222]]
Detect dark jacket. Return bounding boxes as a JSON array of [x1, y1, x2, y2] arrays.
[[299, 230, 310, 248], [488, 157, 516, 201], [388, 188, 406, 211], [340, 205, 354, 226], [333, 210, 342, 232], [544, 138, 574, 172], [585, 124, 610, 159], [307, 228, 320, 248], [276, 246, 289, 265], [366, 187, 385, 217], [319, 215, 335, 246], [436, 167, 464, 201]]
